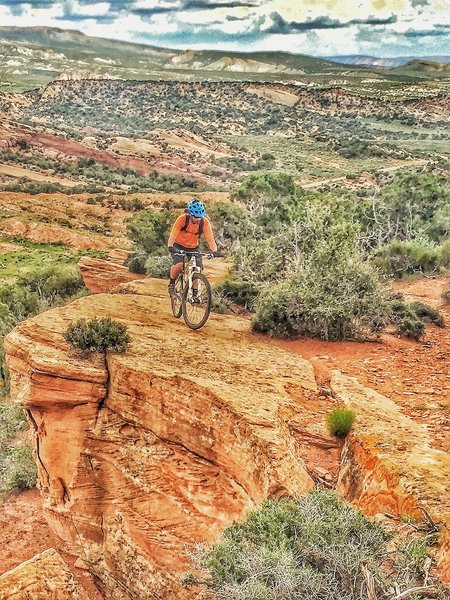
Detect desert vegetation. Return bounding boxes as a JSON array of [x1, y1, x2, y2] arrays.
[[0, 259, 87, 495], [0, 151, 200, 194], [124, 169, 448, 341], [214, 171, 448, 341], [184, 488, 447, 599], [65, 317, 130, 353]]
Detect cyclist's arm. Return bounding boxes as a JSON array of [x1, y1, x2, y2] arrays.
[[168, 215, 184, 247], [203, 218, 217, 252]]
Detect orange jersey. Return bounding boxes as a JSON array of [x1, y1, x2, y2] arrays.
[[168, 214, 217, 250]]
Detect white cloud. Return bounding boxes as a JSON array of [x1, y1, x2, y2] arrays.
[[0, 0, 448, 56]]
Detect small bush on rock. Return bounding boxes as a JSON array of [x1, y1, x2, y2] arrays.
[[326, 408, 356, 437], [65, 318, 130, 352]]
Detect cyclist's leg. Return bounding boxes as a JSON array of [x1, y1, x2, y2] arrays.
[[168, 245, 184, 294], [170, 263, 183, 280]]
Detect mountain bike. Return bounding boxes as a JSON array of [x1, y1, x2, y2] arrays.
[[170, 250, 214, 330]]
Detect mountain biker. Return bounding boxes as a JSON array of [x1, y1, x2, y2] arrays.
[[167, 199, 220, 298]]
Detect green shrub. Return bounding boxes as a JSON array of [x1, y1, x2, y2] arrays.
[[373, 239, 442, 278], [252, 257, 388, 341], [442, 287, 450, 305], [359, 172, 450, 246], [145, 254, 172, 279], [409, 301, 445, 327], [231, 172, 304, 229], [194, 489, 390, 600], [125, 250, 148, 274], [214, 276, 260, 310], [211, 290, 233, 315], [0, 284, 40, 321], [0, 402, 27, 448], [326, 408, 356, 437], [234, 235, 290, 283], [2, 447, 37, 492], [388, 295, 425, 340], [187, 488, 448, 599], [126, 208, 173, 255], [440, 238, 450, 266], [65, 318, 130, 352], [207, 203, 253, 253], [20, 265, 85, 303]]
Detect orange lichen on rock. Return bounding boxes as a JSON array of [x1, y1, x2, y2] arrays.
[[5, 280, 316, 599], [0, 548, 89, 599]]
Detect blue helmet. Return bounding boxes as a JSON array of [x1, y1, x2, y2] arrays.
[[187, 199, 206, 218]]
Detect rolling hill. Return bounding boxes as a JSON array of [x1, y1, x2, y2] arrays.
[[3, 25, 449, 94]]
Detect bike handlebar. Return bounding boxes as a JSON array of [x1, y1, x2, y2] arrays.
[[171, 250, 220, 259]]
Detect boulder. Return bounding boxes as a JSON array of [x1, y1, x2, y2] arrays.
[[0, 548, 89, 599], [79, 256, 145, 293]]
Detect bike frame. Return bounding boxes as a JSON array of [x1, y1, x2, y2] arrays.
[[184, 254, 202, 301], [174, 251, 213, 300]]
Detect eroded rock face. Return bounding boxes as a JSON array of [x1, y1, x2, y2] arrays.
[[332, 372, 450, 583], [0, 548, 89, 599], [79, 256, 145, 294], [5, 280, 316, 599]]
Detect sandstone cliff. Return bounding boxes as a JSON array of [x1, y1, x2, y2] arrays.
[[5, 278, 317, 599], [333, 372, 450, 582], [4, 276, 450, 596]]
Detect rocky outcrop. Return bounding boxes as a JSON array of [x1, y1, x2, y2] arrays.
[[5, 279, 317, 599], [0, 548, 89, 599], [79, 256, 145, 293], [333, 372, 450, 583]]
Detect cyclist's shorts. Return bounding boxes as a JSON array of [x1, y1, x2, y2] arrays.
[[172, 243, 203, 268]]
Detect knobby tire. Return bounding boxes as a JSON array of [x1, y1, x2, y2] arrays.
[[170, 274, 183, 318], [182, 272, 212, 330]]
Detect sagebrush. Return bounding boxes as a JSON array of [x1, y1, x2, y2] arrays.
[[65, 318, 130, 352]]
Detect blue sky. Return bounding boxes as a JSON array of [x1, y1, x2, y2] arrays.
[[0, 0, 449, 57]]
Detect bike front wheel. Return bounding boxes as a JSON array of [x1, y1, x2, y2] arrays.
[[182, 273, 212, 330], [170, 275, 183, 318]]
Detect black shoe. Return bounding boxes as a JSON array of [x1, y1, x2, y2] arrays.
[[191, 290, 201, 304], [168, 280, 175, 296]]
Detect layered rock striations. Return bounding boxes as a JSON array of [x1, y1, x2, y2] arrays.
[[5, 280, 317, 599], [333, 372, 450, 583]]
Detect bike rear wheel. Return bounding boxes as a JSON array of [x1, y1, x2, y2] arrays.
[[170, 274, 183, 318], [182, 273, 212, 330]]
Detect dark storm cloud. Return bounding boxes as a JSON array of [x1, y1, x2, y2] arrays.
[[404, 26, 450, 38], [265, 13, 398, 35], [130, 7, 175, 16]]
